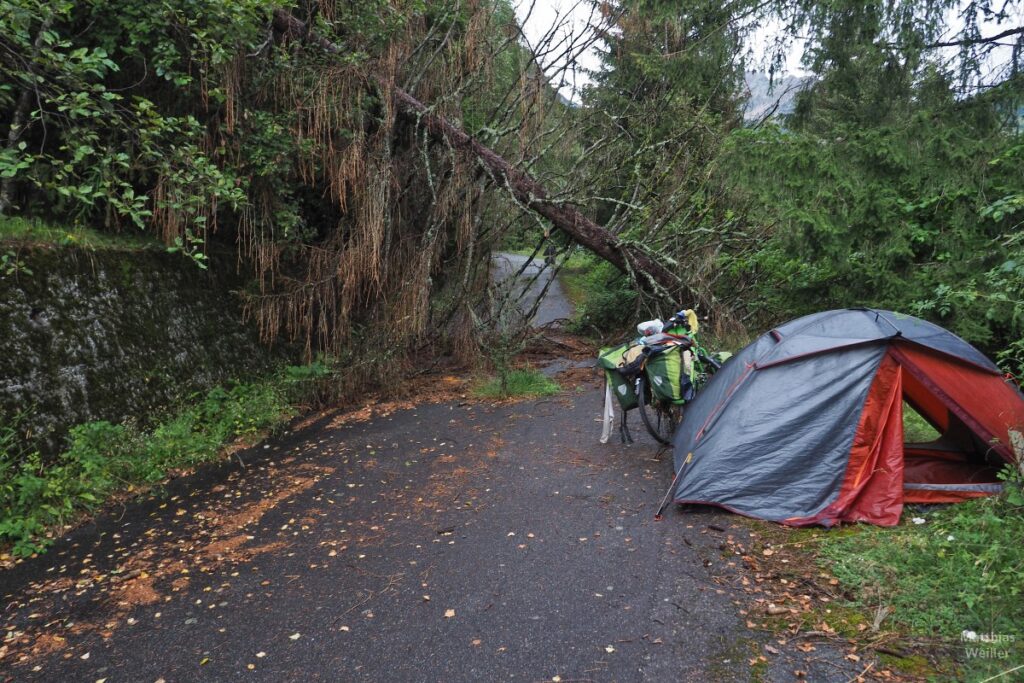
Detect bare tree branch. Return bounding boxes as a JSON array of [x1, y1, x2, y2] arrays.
[[270, 8, 695, 304], [924, 24, 1023, 49]]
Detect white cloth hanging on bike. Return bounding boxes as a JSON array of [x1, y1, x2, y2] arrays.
[[599, 377, 615, 444]]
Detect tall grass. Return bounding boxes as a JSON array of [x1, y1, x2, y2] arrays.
[[474, 368, 559, 399]]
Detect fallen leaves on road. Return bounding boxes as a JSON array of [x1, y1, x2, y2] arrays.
[[1, 465, 333, 669]]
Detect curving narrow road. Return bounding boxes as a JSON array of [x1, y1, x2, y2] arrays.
[[491, 252, 574, 327], [0, 375, 865, 682], [0, 256, 867, 681]]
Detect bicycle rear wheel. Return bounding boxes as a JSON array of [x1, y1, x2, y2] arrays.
[[636, 375, 682, 445]]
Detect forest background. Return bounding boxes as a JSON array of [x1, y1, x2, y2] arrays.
[[2, 0, 1022, 375]]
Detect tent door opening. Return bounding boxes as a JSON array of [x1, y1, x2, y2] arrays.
[[890, 348, 1005, 503]]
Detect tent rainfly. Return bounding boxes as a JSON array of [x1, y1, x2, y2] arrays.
[[670, 308, 1024, 526]]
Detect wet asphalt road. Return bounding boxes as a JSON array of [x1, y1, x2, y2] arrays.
[[491, 253, 574, 327], [1, 266, 866, 681], [0, 377, 864, 682]]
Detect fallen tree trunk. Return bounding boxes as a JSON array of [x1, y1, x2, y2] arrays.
[[271, 9, 695, 304]]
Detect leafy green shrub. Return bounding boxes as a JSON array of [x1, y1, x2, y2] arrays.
[[1, 249, 32, 277], [0, 454, 52, 553], [282, 358, 335, 405], [145, 413, 211, 475], [566, 259, 637, 337], [0, 421, 137, 555], [62, 421, 135, 494], [283, 359, 332, 382], [145, 381, 291, 474]]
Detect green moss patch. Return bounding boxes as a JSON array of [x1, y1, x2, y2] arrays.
[[0, 216, 158, 250]]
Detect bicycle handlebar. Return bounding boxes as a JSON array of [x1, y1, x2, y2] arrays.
[[699, 352, 722, 371]]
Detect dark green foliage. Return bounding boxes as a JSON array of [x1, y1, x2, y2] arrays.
[[1, 0, 536, 371], [712, 0, 1024, 366], [0, 420, 141, 556], [722, 69, 1023, 365], [0, 0, 261, 245], [574, 1, 753, 316], [566, 258, 639, 338]]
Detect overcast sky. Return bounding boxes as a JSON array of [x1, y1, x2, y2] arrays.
[[513, 0, 1023, 100], [511, 0, 805, 100]]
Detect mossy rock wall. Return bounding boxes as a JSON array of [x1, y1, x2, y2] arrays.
[[0, 246, 285, 459]]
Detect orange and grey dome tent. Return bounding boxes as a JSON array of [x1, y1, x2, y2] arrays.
[[669, 309, 1024, 526]]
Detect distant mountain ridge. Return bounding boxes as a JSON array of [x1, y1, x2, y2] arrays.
[[742, 71, 811, 122]]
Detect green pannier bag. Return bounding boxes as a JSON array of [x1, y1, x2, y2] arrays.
[[598, 342, 639, 410], [644, 345, 686, 403]]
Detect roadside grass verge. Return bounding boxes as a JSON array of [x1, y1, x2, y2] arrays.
[[474, 367, 560, 399], [0, 361, 332, 558], [498, 246, 542, 258], [556, 250, 593, 309], [743, 468, 1024, 682], [818, 486, 1024, 681]]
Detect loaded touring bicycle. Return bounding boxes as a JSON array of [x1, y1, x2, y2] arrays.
[[598, 309, 729, 445]]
